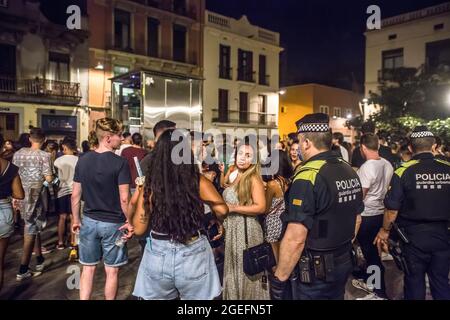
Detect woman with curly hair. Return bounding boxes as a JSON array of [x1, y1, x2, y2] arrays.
[[130, 129, 228, 300]]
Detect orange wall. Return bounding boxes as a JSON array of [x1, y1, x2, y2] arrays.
[[278, 86, 314, 140]]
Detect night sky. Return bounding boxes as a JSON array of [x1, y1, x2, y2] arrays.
[[207, 0, 447, 91]]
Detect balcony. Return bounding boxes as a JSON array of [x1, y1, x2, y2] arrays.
[[0, 77, 81, 106], [237, 69, 256, 83], [219, 66, 232, 80], [259, 74, 270, 86], [378, 67, 418, 82], [212, 109, 276, 127]]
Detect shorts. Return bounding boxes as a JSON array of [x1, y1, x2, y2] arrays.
[[56, 194, 72, 214], [0, 199, 14, 239], [133, 233, 221, 300], [79, 215, 128, 267]]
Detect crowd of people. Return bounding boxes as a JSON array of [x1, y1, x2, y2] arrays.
[[0, 113, 449, 300]]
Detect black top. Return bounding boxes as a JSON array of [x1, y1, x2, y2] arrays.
[[351, 145, 400, 169], [283, 151, 364, 229], [0, 161, 19, 199], [385, 153, 450, 224], [73, 151, 131, 223]]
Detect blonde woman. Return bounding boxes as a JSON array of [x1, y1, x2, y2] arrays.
[[222, 139, 268, 300]]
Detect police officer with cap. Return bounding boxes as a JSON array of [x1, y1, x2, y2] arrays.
[[270, 113, 364, 300], [374, 125, 450, 300]]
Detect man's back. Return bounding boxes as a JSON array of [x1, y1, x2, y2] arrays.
[[73, 151, 131, 223], [13, 148, 52, 188], [357, 158, 393, 216]]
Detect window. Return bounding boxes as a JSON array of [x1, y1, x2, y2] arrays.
[[114, 9, 131, 50], [334, 107, 342, 118], [6, 114, 15, 130], [113, 65, 129, 76], [388, 34, 397, 40], [319, 105, 329, 115], [426, 39, 450, 73], [0, 44, 15, 77], [381, 48, 403, 81], [345, 108, 352, 118], [382, 48, 403, 69], [48, 52, 70, 81], [259, 55, 268, 85], [147, 17, 159, 57], [238, 49, 253, 82], [173, 0, 186, 15], [218, 89, 228, 122], [173, 24, 186, 62], [239, 92, 248, 123], [219, 45, 231, 79], [258, 95, 267, 124], [434, 23, 444, 31]]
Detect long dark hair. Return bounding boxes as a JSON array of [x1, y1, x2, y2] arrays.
[[144, 129, 204, 244]]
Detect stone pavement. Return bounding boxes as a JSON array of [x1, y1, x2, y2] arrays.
[[0, 215, 417, 300]]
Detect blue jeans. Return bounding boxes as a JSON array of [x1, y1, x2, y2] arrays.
[[78, 215, 128, 267], [133, 233, 222, 300], [0, 199, 14, 239]]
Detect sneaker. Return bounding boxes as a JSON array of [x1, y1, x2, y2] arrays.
[[56, 243, 66, 250], [16, 270, 42, 281], [68, 248, 79, 262], [32, 246, 53, 255], [352, 279, 374, 293], [356, 293, 387, 300], [381, 252, 394, 261], [35, 263, 45, 272]]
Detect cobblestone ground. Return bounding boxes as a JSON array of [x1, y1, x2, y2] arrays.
[[0, 215, 429, 300]]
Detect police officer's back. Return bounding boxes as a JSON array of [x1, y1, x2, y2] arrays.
[[374, 126, 450, 300], [271, 113, 364, 300]]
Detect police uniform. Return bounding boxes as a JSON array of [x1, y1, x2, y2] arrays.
[[384, 126, 450, 300], [281, 113, 364, 300]]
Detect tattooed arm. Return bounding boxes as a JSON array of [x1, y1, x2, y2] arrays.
[[129, 182, 150, 236]]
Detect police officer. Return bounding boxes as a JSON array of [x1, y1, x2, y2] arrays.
[[374, 126, 450, 300], [270, 113, 364, 300]]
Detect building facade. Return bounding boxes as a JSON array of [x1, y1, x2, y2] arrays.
[[365, 2, 450, 118], [203, 10, 282, 138], [88, 0, 204, 137], [0, 0, 89, 142], [279, 84, 361, 142]]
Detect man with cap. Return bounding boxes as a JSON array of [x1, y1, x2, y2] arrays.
[[374, 126, 450, 300], [270, 113, 364, 300]]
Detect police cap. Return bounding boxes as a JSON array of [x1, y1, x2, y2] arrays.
[[410, 125, 434, 139], [296, 113, 330, 133]]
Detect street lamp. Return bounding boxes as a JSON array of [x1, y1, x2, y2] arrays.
[[278, 89, 286, 95], [94, 61, 104, 70], [346, 113, 352, 119]]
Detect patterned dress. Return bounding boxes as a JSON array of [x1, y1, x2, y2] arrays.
[[222, 187, 270, 300], [264, 197, 285, 243]]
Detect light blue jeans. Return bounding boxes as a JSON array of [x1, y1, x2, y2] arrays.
[[0, 199, 14, 239], [133, 233, 222, 300]]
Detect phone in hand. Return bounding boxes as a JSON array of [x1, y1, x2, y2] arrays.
[[207, 223, 219, 241]]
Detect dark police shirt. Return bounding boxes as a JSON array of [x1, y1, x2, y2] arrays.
[[74, 151, 131, 223], [384, 152, 450, 225], [283, 151, 364, 230]]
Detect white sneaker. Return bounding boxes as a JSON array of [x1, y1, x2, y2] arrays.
[[352, 279, 374, 293], [356, 293, 387, 300], [16, 270, 42, 281], [35, 263, 45, 272], [381, 252, 394, 261]]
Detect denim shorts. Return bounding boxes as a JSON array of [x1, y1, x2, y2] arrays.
[[78, 215, 128, 267], [0, 199, 14, 239], [133, 232, 222, 300]]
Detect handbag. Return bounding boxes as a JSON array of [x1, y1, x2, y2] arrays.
[[242, 216, 276, 276]]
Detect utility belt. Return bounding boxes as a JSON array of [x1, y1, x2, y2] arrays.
[[150, 230, 207, 243], [296, 244, 352, 283]]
